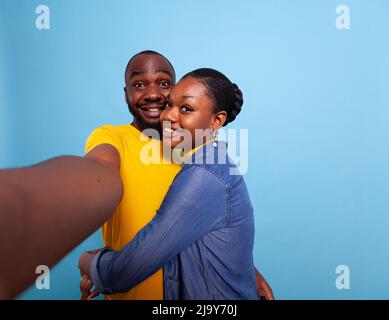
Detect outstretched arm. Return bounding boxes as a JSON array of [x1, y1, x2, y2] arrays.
[[0, 144, 123, 299]]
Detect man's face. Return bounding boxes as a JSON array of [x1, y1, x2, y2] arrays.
[[125, 53, 175, 132]]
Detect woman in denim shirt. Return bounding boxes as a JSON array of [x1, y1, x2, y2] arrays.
[[79, 68, 258, 300]]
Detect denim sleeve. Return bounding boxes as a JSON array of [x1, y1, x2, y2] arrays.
[[89, 165, 228, 294]]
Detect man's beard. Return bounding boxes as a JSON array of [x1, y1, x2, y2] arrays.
[[128, 104, 162, 135]]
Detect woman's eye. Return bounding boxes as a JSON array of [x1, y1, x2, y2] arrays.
[[160, 80, 170, 88], [180, 105, 193, 113], [164, 102, 171, 109]]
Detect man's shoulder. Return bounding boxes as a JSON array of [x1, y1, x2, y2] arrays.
[[92, 123, 130, 134], [89, 123, 138, 140], [85, 123, 137, 155]]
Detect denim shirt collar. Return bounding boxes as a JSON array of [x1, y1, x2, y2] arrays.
[[184, 141, 228, 167]]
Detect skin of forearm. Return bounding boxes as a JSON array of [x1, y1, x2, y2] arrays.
[[0, 155, 123, 299]]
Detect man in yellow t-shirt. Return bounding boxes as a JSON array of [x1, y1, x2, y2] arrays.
[[81, 50, 274, 300], [83, 50, 179, 300], [85, 124, 180, 300]]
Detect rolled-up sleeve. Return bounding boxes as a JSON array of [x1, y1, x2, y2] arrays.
[[89, 248, 114, 294], [89, 165, 228, 294]]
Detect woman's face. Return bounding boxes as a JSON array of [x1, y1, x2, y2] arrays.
[[160, 76, 222, 150]]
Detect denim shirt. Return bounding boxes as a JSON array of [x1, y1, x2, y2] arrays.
[[90, 141, 257, 300]]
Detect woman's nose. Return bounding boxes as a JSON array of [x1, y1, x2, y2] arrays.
[[162, 105, 178, 123]]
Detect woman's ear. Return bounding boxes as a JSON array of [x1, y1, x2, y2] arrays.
[[211, 111, 227, 131]]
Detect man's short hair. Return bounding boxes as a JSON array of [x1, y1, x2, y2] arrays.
[[124, 50, 175, 83]]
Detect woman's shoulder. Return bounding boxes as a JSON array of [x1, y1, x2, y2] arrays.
[[182, 141, 243, 187]]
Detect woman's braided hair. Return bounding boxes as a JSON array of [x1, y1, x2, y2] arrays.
[[182, 68, 243, 126]]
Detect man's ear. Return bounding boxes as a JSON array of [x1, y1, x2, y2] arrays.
[[211, 111, 227, 131], [124, 87, 129, 104]]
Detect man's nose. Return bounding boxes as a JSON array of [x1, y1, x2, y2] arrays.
[[144, 84, 163, 102]]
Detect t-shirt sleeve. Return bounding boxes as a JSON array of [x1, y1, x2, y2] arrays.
[[84, 124, 123, 155]]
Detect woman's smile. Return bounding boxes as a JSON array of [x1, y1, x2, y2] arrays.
[[162, 125, 183, 140]]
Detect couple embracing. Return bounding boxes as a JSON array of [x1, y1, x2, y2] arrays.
[[78, 50, 274, 300]]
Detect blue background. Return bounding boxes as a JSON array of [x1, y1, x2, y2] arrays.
[[1, 0, 388, 299]]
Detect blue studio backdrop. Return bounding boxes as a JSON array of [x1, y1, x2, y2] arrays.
[[1, 0, 388, 299]]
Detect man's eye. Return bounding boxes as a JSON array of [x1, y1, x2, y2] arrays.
[[180, 105, 193, 113], [160, 80, 170, 88], [133, 82, 145, 89]]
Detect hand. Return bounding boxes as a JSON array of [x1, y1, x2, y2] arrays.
[[80, 275, 93, 300], [255, 269, 275, 300], [80, 275, 100, 300]]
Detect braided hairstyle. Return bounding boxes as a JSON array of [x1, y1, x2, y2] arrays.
[[182, 68, 243, 126]]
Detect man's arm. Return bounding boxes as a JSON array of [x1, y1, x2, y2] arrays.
[[0, 144, 123, 299]]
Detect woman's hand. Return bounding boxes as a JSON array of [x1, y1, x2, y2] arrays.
[[80, 275, 93, 300], [80, 275, 100, 300]]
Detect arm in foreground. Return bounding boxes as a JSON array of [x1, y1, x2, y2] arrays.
[[0, 144, 122, 299]]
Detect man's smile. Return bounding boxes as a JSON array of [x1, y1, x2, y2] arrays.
[[138, 103, 164, 118]]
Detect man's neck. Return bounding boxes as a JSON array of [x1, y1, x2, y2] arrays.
[[131, 121, 142, 132], [131, 121, 162, 140]]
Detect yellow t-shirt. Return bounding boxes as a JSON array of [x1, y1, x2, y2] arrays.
[[85, 124, 181, 300]]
